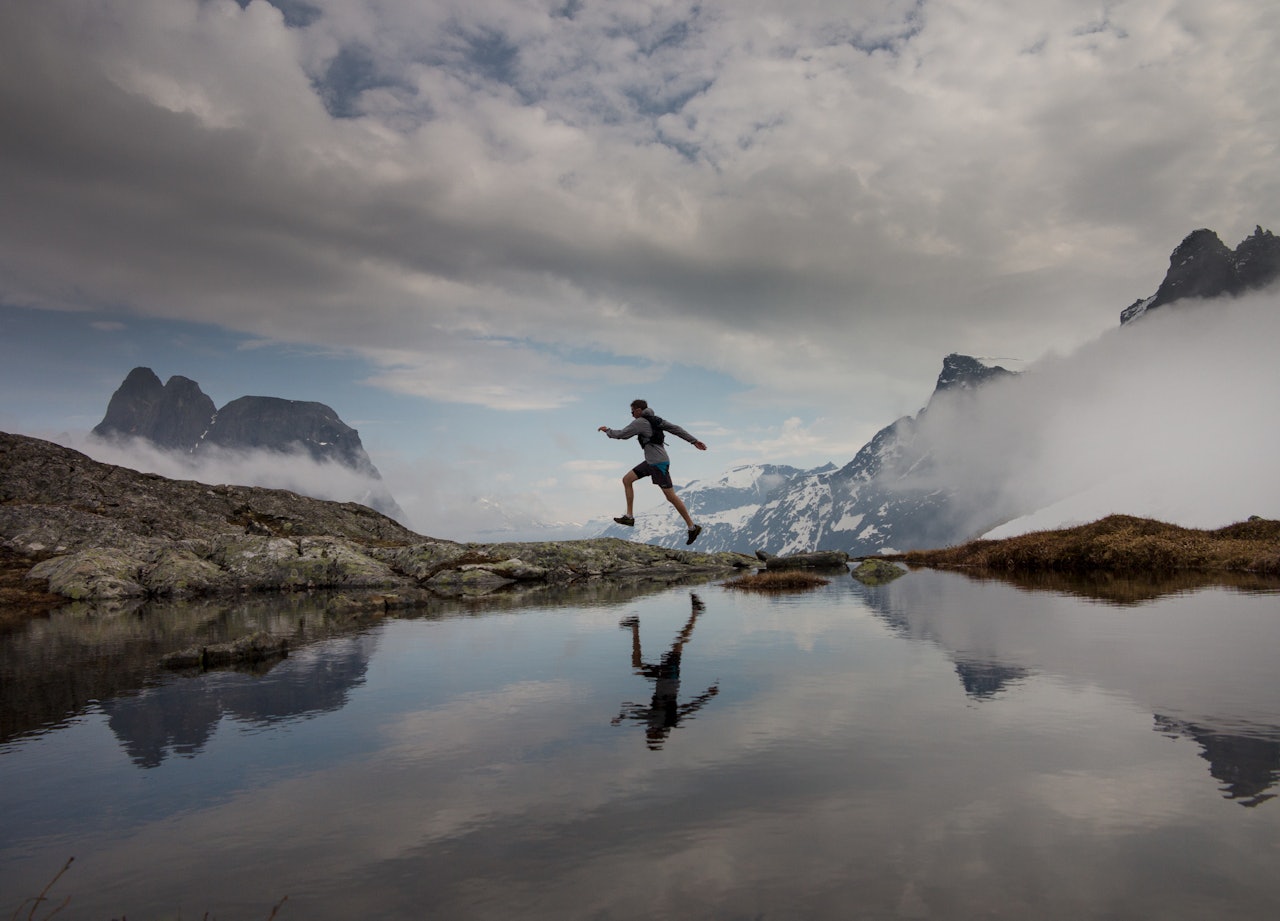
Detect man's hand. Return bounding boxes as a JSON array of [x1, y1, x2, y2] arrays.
[[598, 425, 609, 433], [694, 440, 707, 451]]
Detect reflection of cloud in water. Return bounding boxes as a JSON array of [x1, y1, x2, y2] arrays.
[[102, 633, 378, 767]]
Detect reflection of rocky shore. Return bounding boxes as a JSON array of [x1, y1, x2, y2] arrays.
[[0, 576, 730, 747], [0, 593, 381, 745], [103, 633, 378, 768], [957, 568, 1280, 606]]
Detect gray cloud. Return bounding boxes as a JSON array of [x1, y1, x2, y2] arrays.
[[2, 0, 1277, 429]]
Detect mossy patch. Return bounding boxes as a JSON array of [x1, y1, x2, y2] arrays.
[[902, 514, 1280, 575], [722, 570, 830, 593]]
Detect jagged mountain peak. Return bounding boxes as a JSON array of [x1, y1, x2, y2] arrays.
[[93, 366, 217, 450], [1122, 225, 1280, 324], [932, 354, 1016, 397]]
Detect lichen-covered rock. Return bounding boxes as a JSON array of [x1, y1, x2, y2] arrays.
[[852, 559, 907, 585], [142, 544, 225, 597], [161, 630, 289, 670], [428, 567, 517, 596], [29, 549, 147, 600]]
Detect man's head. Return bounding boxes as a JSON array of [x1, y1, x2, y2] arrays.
[[630, 399, 648, 416]]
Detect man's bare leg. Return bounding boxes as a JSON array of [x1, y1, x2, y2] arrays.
[[622, 470, 639, 518], [662, 486, 695, 529]]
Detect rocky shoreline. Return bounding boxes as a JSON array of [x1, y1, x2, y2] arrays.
[[1, 431, 755, 621]]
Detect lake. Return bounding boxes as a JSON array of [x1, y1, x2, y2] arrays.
[[2, 569, 1278, 919]]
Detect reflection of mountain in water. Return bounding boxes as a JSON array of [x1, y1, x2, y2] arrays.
[[857, 583, 1035, 702], [1156, 715, 1280, 808], [856, 570, 1280, 806], [953, 659, 1031, 699], [102, 634, 377, 768]]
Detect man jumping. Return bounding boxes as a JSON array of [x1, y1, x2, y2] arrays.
[[598, 399, 707, 545]]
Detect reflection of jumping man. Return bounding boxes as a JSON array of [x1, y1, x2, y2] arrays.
[[612, 594, 719, 750]]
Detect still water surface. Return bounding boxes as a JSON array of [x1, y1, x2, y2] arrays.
[[3, 571, 1279, 919]]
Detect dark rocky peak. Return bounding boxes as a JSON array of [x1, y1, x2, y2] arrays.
[[932, 353, 1016, 395], [199, 395, 376, 475], [1149, 228, 1236, 311], [1232, 225, 1280, 290], [93, 366, 216, 450], [1122, 225, 1280, 324]]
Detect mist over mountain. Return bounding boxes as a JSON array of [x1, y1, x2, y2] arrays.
[[604, 226, 1280, 555], [89, 367, 405, 521]]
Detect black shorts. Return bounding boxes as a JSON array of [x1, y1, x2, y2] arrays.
[[632, 461, 673, 489]]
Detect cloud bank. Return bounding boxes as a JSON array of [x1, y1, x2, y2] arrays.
[[903, 290, 1280, 536], [3, 0, 1278, 427], [75, 435, 407, 524]]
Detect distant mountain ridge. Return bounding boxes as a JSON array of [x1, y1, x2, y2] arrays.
[[92, 367, 402, 518], [601, 354, 1016, 554], [603, 225, 1280, 555]]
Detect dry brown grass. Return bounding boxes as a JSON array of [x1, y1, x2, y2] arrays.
[[901, 515, 1280, 575], [722, 570, 831, 592]]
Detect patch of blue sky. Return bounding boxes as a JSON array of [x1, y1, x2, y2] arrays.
[[463, 28, 523, 90], [236, 0, 320, 30], [0, 304, 413, 446], [315, 44, 403, 119], [625, 78, 713, 120], [632, 16, 694, 57], [552, 0, 585, 21]]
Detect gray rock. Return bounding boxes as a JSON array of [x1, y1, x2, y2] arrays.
[[851, 559, 907, 585]]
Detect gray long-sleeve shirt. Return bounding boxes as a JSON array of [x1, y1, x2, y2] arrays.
[[604, 410, 699, 465]]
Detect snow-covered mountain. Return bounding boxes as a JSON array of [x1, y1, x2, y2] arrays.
[[598, 355, 1016, 555], [597, 463, 807, 551], [464, 497, 588, 543]]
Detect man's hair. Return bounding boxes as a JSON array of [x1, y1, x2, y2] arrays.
[[630, 399, 648, 411]]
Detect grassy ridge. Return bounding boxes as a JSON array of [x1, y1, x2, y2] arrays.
[[900, 514, 1280, 574]]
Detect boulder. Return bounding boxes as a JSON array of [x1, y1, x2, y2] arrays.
[[852, 559, 907, 585]]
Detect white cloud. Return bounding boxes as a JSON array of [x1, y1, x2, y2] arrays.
[[900, 289, 1280, 535]]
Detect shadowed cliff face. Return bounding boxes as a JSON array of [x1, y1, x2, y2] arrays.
[[201, 395, 376, 475], [93, 367, 217, 450], [1122, 226, 1280, 323]]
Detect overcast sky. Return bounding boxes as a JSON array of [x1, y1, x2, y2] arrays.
[[2, 0, 1277, 538]]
